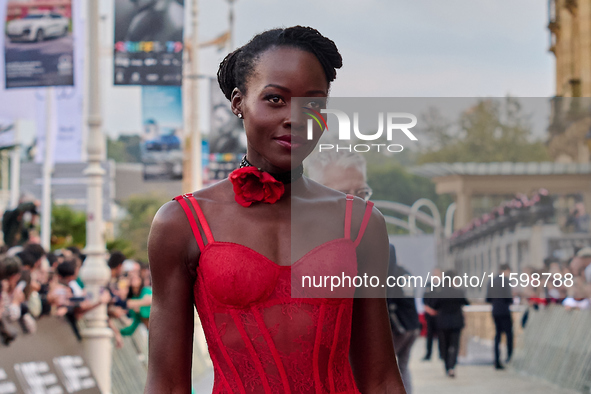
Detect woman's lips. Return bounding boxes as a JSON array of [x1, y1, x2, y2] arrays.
[[274, 134, 307, 150]]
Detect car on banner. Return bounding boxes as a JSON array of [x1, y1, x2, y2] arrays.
[[7, 13, 69, 43]]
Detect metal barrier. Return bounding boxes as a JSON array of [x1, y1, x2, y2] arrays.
[[109, 313, 213, 394], [512, 306, 591, 393], [110, 319, 148, 394]]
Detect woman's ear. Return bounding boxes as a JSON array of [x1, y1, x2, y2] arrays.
[[230, 88, 243, 117]]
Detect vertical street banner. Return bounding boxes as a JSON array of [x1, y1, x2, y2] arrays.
[[4, 0, 74, 88], [208, 82, 246, 181], [141, 86, 184, 180], [114, 0, 184, 86], [34, 1, 85, 164]]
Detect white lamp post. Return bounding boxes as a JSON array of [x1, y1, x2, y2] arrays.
[[190, 0, 202, 192], [79, 0, 112, 392]]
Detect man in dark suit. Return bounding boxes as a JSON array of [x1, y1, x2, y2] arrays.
[[486, 263, 514, 370], [431, 271, 469, 378], [387, 244, 421, 393], [422, 268, 442, 361]]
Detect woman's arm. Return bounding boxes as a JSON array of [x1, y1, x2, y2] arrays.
[[349, 205, 406, 394], [144, 201, 198, 394], [127, 295, 153, 311]]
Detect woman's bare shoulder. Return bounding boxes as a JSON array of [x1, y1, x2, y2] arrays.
[[190, 179, 234, 201], [150, 200, 183, 232], [148, 199, 198, 278]]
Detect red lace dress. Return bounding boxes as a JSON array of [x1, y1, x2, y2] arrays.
[[174, 193, 374, 394]]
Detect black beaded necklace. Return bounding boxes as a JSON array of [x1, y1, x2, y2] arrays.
[[239, 156, 304, 184]]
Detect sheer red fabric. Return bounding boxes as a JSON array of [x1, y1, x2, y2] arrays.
[[174, 193, 374, 394]]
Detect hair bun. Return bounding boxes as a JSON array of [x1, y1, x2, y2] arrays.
[[216, 26, 342, 101]]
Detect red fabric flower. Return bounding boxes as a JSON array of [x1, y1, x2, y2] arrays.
[[229, 167, 285, 207]]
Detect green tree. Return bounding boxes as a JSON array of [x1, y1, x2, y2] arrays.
[[107, 135, 142, 163], [106, 238, 136, 259], [51, 205, 86, 250], [106, 137, 127, 162], [418, 97, 550, 164], [117, 194, 169, 261], [365, 153, 453, 234]]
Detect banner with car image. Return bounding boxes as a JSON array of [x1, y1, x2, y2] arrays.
[[113, 0, 184, 86], [4, 0, 74, 88], [141, 86, 184, 180]]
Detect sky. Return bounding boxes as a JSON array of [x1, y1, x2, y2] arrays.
[[104, 0, 556, 136], [0, 0, 556, 142]]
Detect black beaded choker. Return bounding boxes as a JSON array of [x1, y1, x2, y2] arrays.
[[239, 156, 304, 184]]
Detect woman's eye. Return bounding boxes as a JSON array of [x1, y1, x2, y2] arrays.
[[306, 100, 325, 109], [266, 95, 284, 104]]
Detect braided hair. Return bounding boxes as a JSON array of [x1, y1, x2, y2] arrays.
[[217, 26, 343, 101]]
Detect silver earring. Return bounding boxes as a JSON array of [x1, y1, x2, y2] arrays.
[[237, 113, 243, 119]]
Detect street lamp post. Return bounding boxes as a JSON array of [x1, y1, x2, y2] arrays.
[[79, 0, 112, 392], [190, 0, 202, 192]]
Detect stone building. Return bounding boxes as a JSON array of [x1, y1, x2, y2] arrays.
[[547, 0, 591, 163]]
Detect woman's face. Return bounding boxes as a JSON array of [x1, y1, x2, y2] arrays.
[[234, 46, 328, 172], [130, 273, 142, 290]]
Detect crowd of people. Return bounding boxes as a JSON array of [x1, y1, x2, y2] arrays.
[[515, 247, 591, 312], [0, 157, 589, 393], [420, 246, 591, 379], [0, 241, 152, 349]]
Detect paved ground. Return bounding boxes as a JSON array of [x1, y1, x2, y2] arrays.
[[192, 337, 578, 394], [411, 337, 577, 394]]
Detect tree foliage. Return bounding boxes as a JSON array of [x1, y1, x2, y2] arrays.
[[117, 194, 168, 262], [365, 153, 453, 234], [107, 135, 142, 163], [417, 97, 550, 164], [106, 238, 136, 260], [51, 205, 86, 250]]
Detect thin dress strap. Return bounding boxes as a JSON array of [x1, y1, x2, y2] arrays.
[[353, 200, 374, 247], [344, 194, 355, 240], [173, 193, 214, 252], [344, 195, 375, 247], [186, 194, 214, 244]]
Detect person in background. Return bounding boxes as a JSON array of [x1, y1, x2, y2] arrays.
[[66, 246, 86, 290], [39, 252, 58, 317], [486, 263, 514, 370], [307, 151, 417, 392], [565, 201, 590, 233], [13, 250, 38, 333], [422, 267, 442, 361], [562, 276, 590, 310], [570, 247, 591, 283], [108, 251, 126, 288], [106, 251, 128, 348], [387, 244, 421, 394], [2, 199, 40, 247], [138, 260, 152, 288], [50, 260, 110, 340], [431, 270, 469, 378], [15, 250, 39, 298], [122, 259, 141, 278], [0, 256, 25, 345], [120, 271, 152, 336]]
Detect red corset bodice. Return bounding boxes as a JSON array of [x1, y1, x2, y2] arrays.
[[174, 194, 374, 394]]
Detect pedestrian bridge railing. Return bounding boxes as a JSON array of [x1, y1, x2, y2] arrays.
[[512, 306, 591, 393]]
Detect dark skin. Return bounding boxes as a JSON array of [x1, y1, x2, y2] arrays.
[[145, 47, 405, 394]]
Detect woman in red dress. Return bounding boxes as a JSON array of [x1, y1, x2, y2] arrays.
[[145, 26, 406, 394]]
